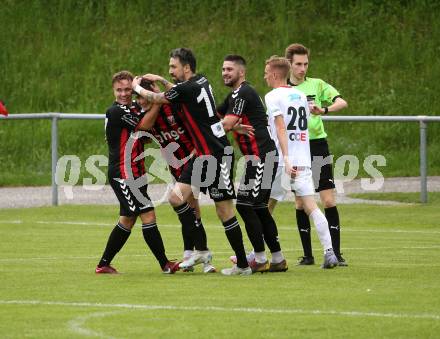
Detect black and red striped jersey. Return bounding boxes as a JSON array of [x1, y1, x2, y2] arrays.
[[164, 74, 230, 156], [105, 101, 146, 179], [148, 103, 194, 179], [217, 81, 275, 157]]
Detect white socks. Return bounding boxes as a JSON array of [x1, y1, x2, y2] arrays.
[[309, 208, 333, 252], [271, 251, 285, 264], [183, 250, 193, 259], [254, 251, 268, 263]]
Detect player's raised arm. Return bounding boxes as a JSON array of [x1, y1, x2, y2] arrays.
[[132, 76, 170, 104], [136, 104, 161, 131], [142, 73, 174, 91]]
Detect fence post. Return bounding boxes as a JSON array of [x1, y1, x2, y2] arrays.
[[51, 114, 59, 206], [419, 118, 428, 203]]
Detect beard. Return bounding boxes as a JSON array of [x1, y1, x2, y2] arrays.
[[223, 77, 236, 87]]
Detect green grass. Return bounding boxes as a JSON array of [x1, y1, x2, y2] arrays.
[[348, 191, 440, 204], [1, 202, 439, 338], [1, 0, 440, 185]]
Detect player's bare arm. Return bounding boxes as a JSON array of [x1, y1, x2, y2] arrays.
[[142, 73, 174, 91], [232, 118, 255, 136], [221, 114, 240, 132], [221, 115, 255, 136], [274, 115, 296, 177], [137, 104, 161, 131], [132, 76, 170, 104]]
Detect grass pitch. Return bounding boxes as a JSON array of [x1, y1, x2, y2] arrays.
[[0, 202, 439, 338]]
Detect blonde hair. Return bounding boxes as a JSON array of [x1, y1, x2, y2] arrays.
[[265, 55, 291, 79], [112, 70, 133, 85]]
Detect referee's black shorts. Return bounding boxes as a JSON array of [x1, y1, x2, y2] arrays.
[[310, 138, 336, 192], [110, 177, 154, 217]]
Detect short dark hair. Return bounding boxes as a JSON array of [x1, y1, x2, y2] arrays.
[[285, 43, 310, 62], [223, 54, 246, 67], [112, 70, 133, 85], [136, 79, 154, 96], [140, 79, 153, 90], [169, 48, 196, 73]]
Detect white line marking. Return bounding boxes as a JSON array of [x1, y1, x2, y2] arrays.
[[68, 311, 122, 339], [342, 228, 440, 235], [4, 220, 439, 235], [1, 300, 439, 321], [1, 247, 439, 263]]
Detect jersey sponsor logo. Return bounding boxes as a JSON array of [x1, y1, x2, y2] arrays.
[[289, 131, 307, 142], [288, 93, 301, 102], [153, 126, 186, 143]]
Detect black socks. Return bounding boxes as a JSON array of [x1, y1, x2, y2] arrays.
[[98, 223, 131, 267]]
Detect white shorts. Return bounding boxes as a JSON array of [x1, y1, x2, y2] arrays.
[[270, 166, 315, 201]]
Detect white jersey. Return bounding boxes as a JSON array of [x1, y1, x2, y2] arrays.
[[265, 86, 311, 168]]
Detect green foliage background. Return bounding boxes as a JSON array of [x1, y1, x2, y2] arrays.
[[1, 0, 440, 185]]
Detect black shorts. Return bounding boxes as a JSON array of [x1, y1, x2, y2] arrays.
[[178, 153, 235, 202], [176, 157, 208, 194], [110, 177, 154, 217], [310, 138, 335, 192], [236, 152, 278, 207], [169, 159, 190, 182]]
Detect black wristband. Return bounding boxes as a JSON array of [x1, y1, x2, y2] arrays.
[[324, 107, 329, 114]]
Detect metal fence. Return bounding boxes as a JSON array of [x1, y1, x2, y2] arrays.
[[2, 113, 440, 205]]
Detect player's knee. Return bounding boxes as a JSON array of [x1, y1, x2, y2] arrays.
[[139, 210, 156, 225], [319, 190, 336, 208], [268, 198, 277, 214], [119, 216, 136, 229], [295, 198, 304, 210], [215, 201, 234, 222], [168, 192, 183, 207]]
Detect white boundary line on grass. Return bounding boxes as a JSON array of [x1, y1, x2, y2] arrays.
[[68, 311, 121, 339], [3, 220, 440, 235], [1, 299, 439, 321], [1, 246, 440, 263]]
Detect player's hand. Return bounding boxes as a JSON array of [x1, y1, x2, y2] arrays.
[[150, 82, 161, 93], [232, 118, 255, 136], [142, 74, 162, 82], [310, 104, 324, 115], [284, 159, 297, 178], [132, 76, 141, 88]]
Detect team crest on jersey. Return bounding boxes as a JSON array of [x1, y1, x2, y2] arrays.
[[167, 115, 176, 125]]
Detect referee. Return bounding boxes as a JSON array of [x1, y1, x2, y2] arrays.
[[269, 43, 348, 266]]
